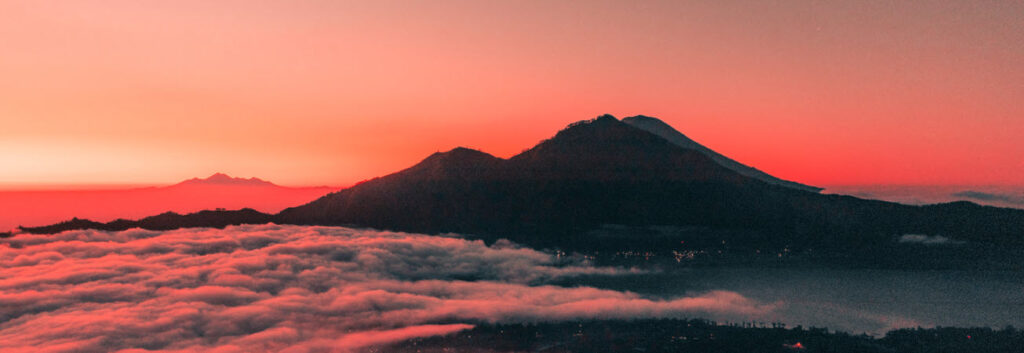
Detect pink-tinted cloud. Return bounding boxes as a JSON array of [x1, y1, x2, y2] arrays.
[[0, 225, 777, 352]]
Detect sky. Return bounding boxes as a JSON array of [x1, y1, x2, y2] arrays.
[[1, 0, 1021, 188]]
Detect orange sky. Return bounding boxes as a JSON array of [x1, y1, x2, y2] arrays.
[[1, 1, 1021, 188]]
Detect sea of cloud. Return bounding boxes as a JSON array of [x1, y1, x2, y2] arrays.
[[0, 224, 776, 352]]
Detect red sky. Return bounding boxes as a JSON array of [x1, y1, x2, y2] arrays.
[[1, 1, 1021, 188]]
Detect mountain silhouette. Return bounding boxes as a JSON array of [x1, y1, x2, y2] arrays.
[[173, 173, 277, 187], [277, 115, 1023, 252], [621, 115, 823, 192], [3, 173, 337, 231], [20, 209, 273, 234], [277, 114, 761, 237]]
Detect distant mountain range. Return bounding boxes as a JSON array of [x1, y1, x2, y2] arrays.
[[174, 173, 278, 187], [1, 174, 337, 231], [823, 185, 1024, 210], [19, 115, 1024, 268]]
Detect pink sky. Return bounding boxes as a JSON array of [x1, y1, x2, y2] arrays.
[[1, 1, 1021, 188]]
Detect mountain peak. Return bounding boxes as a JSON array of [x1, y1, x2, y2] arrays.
[[206, 173, 235, 182], [434, 146, 489, 157], [621, 115, 702, 150], [423, 147, 499, 163], [400, 147, 503, 180], [563, 114, 619, 129], [621, 115, 663, 124], [176, 173, 276, 187], [547, 114, 631, 141]]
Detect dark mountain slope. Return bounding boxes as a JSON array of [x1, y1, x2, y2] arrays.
[[622, 115, 823, 192], [506, 115, 747, 183]]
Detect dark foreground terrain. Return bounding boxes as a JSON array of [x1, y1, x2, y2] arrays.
[[384, 319, 1024, 353]]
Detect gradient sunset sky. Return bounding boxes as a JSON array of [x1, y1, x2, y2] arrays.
[[1, 1, 1021, 188]]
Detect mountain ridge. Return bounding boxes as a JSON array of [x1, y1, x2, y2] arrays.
[[3, 173, 338, 231], [173, 173, 277, 187]]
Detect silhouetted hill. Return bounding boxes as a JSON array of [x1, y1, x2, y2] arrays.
[[173, 173, 278, 187], [19, 209, 273, 234], [622, 115, 823, 192], [400, 147, 505, 181]]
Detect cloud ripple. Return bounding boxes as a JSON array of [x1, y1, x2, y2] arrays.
[[0, 225, 775, 352]]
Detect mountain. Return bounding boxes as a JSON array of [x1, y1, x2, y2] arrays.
[[277, 114, 761, 238], [278, 115, 1023, 253], [19, 209, 273, 234], [173, 173, 277, 187], [2, 174, 337, 231], [621, 115, 823, 192]]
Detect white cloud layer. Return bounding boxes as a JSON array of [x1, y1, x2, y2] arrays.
[[0, 225, 776, 352]]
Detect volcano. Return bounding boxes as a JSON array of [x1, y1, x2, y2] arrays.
[[275, 115, 1023, 252]]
